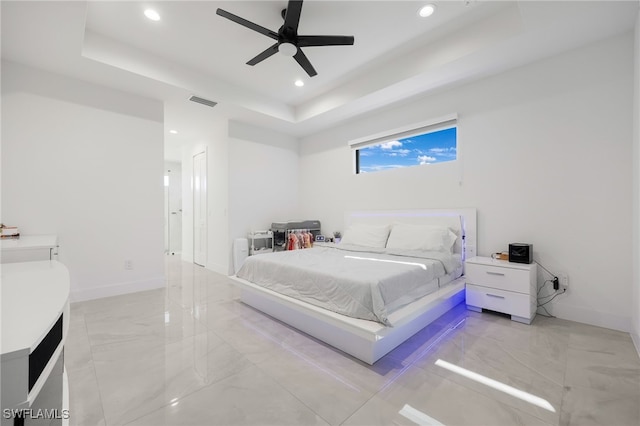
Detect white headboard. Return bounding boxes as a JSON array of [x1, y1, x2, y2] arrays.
[[344, 208, 477, 260]]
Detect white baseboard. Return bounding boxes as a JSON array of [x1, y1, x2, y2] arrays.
[[548, 300, 631, 333], [206, 261, 231, 276], [70, 276, 165, 302]]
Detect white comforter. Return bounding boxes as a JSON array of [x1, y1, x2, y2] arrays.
[[236, 244, 461, 326]]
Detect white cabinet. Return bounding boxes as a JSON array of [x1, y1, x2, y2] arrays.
[[1, 235, 58, 263], [465, 256, 537, 324]]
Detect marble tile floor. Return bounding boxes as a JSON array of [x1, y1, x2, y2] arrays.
[[65, 257, 640, 426]]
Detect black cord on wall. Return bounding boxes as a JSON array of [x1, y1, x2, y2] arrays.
[[534, 259, 565, 318]]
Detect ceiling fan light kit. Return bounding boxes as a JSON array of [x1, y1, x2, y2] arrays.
[[216, 0, 354, 77], [278, 42, 298, 57]]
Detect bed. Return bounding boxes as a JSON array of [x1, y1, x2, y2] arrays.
[[231, 208, 477, 364]]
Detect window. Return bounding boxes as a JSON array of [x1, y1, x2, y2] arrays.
[[350, 115, 457, 174]]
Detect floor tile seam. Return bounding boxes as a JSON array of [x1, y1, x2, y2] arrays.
[[557, 330, 572, 419], [459, 328, 569, 372], [117, 374, 244, 426], [401, 317, 469, 370], [565, 345, 640, 364], [86, 334, 163, 353], [247, 359, 336, 426], [65, 311, 93, 374], [99, 370, 183, 426], [82, 304, 171, 326], [411, 361, 561, 425], [87, 306, 201, 334], [78, 289, 166, 309], [89, 326, 235, 368], [85, 309, 209, 356], [561, 380, 640, 399], [498, 343, 566, 388], [92, 342, 256, 424], [82, 327, 109, 426], [336, 391, 379, 426]]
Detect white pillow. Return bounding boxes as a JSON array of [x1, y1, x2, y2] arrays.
[[386, 224, 458, 252], [340, 224, 391, 248]]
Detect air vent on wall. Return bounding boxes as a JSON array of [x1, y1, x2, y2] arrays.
[[189, 95, 218, 108]]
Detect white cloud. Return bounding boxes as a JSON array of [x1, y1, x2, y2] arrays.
[[429, 146, 457, 154], [379, 140, 402, 150], [418, 155, 436, 165], [361, 164, 404, 172], [386, 149, 411, 157]]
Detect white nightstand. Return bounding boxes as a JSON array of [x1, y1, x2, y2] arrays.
[[465, 256, 537, 324]]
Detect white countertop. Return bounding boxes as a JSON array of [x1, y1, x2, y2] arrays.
[[465, 256, 536, 270], [1, 235, 58, 251], [1, 261, 70, 355]]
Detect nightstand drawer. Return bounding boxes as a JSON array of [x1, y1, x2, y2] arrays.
[[466, 284, 532, 318], [465, 262, 531, 293]]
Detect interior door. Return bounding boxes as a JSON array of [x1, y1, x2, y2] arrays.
[[168, 167, 182, 254], [193, 151, 207, 266]]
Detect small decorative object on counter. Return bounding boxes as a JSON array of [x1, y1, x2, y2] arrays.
[[0, 223, 19, 238]]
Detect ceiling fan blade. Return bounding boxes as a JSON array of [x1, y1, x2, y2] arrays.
[[216, 8, 278, 40], [283, 0, 304, 33], [293, 49, 317, 77], [297, 35, 355, 47], [247, 43, 279, 66]]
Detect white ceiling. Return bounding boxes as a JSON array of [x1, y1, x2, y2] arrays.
[[2, 1, 638, 161]]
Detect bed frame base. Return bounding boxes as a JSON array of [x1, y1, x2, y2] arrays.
[[235, 277, 466, 365], [232, 208, 475, 364]]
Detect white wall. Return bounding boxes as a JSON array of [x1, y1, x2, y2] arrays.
[[180, 117, 229, 275], [227, 121, 300, 255], [299, 33, 634, 332], [1, 61, 165, 301], [632, 8, 640, 353], [164, 161, 182, 254], [180, 120, 299, 275]]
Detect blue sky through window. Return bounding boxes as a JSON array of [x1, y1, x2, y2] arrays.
[[358, 127, 457, 173]]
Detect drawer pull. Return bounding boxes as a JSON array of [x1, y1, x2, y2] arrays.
[[486, 271, 505, 276], [486, 293, 505, 299]]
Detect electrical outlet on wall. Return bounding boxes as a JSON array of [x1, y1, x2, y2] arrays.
[[559, 273, 569, 289], [124, 260, 133, 270]]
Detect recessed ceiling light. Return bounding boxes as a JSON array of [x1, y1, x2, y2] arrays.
[[169, 130, 178, 134], [294, 80, 304, 87], [144, 9, 161, 21], [418, 4, 436, 18]]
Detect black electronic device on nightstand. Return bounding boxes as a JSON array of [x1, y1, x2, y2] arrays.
[[508, 243, 533, 264]]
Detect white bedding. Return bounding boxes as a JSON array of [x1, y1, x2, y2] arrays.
[[236, 244, 461, 326]]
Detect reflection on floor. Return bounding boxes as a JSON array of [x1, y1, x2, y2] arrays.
[[65, 257, 640, 426]]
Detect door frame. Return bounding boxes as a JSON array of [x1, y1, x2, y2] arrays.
[[193, 150, 207, 266]]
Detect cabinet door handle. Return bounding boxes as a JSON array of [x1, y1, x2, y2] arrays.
[[486, 271, 505, 276], [486, 293, 505, 299]]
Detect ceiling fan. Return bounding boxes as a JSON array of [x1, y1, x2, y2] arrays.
[[216, 0, 355, 77]]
